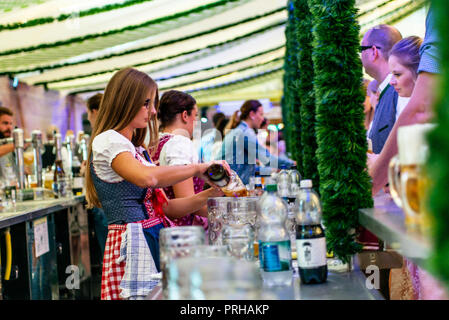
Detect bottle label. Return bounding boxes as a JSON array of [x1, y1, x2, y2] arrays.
[[259, 240, 291, 272], [296, 237, 327, 268], [73, 177, 84, 189]]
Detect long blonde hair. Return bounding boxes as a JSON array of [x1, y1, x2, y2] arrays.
[[85, 68, 159, 208]]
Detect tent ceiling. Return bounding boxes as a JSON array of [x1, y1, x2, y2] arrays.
[[0, 0, 427, 105]]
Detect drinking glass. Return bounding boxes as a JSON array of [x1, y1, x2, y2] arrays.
[[167, 256, 262, 300], [388, 124, 435, 232], [159, 226, 205, 298], [222, 223, 254, 261]]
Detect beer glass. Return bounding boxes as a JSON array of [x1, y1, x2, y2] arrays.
[[168, 256, 262, 300], [159, 226, 205, 298], [388, 124, 435, 231]]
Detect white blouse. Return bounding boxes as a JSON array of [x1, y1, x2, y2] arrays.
[[158, 133, 198, 166], [92, 130, 153, 183]]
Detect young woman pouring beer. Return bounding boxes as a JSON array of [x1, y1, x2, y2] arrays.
[[85, 68, 228, 300]]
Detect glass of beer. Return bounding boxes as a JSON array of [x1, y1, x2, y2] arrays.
[[222, 170, 249, 197], [388, 124, 435, 232]]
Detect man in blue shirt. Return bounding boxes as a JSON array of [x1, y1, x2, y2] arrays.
[[361, 24, 403, 154]]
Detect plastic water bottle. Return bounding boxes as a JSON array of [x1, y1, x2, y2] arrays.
[[277, 165, 289, 197], [295, 180, 327, 284], [288, 165, 301, 195], [257, 184, 292, 287]]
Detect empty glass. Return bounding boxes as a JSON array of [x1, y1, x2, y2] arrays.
[[222, 223, 255, 261], [207, 197, 259, 245], [159, 226, 205, 298], [167, 256, 262, 300]]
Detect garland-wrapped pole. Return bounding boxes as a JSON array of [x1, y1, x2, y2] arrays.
[[295, 0, 319, 190], [308, 0, 373, 263], [427, 0, 449, 288], [282, 0, 303, 174]]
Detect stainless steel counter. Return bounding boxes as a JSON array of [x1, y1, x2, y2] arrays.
[[0, 195, 85, 229], [359, 191, 432, 270], [146, 259, 385, 300]]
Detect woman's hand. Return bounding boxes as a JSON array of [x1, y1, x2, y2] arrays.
[[206, 185, 224, 198]]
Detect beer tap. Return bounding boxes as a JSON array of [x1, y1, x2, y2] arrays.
[[54, 133, 63, 163], [64, 134, 75, 171], [12, 128, 26, 190], [31, 130, 44, 188], [78, 134, 89, 162], [0, 137, 13, 145]]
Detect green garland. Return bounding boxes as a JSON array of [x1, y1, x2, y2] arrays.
[[427, 0, 449, 288], [55, 55, 283, 92], [361, 0, 427, 31], [308, 0, 373, 263], [0, 0, 153, 31], [281, 0, 302, 172], [295, 0, 319, 190], [3, 0, 419, 78], [0, 0, 252, 56], [1, 15, 285, 77], [38, 45, 284, 87]]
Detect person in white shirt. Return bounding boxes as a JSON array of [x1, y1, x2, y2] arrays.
[[84, 68, 227, 299], [149, 90, 212, 230]]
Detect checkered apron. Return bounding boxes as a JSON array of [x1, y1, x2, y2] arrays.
[[100, 154, 173, 300]]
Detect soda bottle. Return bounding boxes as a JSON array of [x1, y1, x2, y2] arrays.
[[295, 179, 327, 284], [257, 184, 292, 287], [254, 170, 264, 197]]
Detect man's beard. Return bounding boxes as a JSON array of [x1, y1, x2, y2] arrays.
[[0, 130, 11, 138]]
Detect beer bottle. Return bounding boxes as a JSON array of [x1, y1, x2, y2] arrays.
[[206, 163, 230, 187], [254, 170, 263, 196], [53, 133, 67, 198], [295, 180, 327, 284], [71, 154, 83, 195]]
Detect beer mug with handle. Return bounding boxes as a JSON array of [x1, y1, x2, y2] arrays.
[[388, 124, 435, 231]]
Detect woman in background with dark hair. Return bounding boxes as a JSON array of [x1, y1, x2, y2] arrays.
[[150, 90, 220, 231], [217, 100, 294, 185]]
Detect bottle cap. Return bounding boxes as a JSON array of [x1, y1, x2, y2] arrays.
[[300, 180, 313, 188], [265, 184, 278, 192]]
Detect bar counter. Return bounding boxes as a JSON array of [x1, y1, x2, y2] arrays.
[[359, 191, 431, 270], [0, 195, 85, 229], [146, 259, 385, 300]]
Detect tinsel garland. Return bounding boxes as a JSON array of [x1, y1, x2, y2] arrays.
[[0, 0, 251, 57], [307, 0, 373, 263], [295, 0, 319, 190], [281, 0, 303, 174], [36, 45, 284, 86], [1, 16, 285, 77], [69, 65, 283, 96], [0, 0, 153, 31], [427, 0, 449, 288]]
